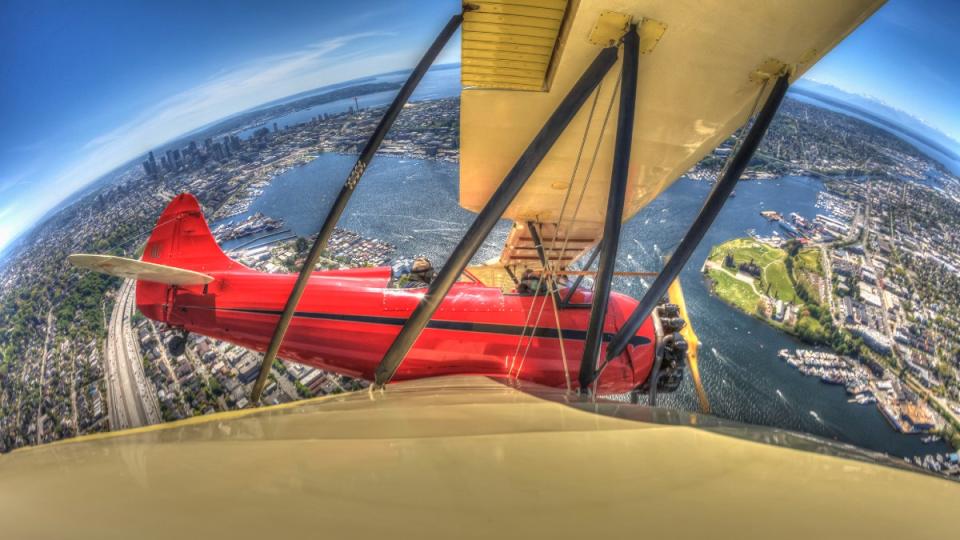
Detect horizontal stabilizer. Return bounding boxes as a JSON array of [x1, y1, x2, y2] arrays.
[[68, 254, 214, 286]]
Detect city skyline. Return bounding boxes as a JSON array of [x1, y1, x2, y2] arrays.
[[1, 0, 958, 252]]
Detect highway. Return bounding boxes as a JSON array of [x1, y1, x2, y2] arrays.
[[104, 279, 161, 430], [35, 309, 53, 443]]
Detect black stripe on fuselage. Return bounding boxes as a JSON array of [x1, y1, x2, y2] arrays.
[[202, 306, 651, 347]]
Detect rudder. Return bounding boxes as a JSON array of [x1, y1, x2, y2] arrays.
[[142, 193, 238, 273], [137, 193, 239, 323]]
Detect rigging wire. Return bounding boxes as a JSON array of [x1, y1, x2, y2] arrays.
[[542, 75, 605, 270], [514, 68, 623, 383], [508, 270, 544, 377], [540, 75, 618, 388], [548, 279, 572, 390], [513, 276, 552, 378], [550, 71, 622, 267], [579, 71, 623, 396], [508, 80, 604, 379], [534, 80, 605, 388]]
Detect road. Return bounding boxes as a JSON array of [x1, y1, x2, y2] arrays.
[[104, 279, 161, 430], [819, 246, 836, 324], [272, 366, 301, 402], [35, 309, 53, 443], [857, 186, 896, 349]]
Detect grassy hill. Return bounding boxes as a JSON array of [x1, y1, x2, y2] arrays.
[[706, 238, 802, 303], [704, 237, 831, 343], [706, 267, 762, 314]]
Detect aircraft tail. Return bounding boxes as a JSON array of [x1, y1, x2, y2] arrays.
[[66, 194, 234, 324], [142, 193, 238, 274], [135, 193, 238, 323]]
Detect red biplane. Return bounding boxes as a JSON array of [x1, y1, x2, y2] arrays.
[[71, 192, 666, 395], [23, 3, 957, 539]]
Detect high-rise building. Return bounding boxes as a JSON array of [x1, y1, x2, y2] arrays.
[[141, 150, 160, 176]]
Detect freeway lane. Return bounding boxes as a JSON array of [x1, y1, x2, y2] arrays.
[[104, 279, 161, 429]]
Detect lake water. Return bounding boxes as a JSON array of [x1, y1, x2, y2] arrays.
[[628, 177, 953, 458], [243, 153, 512, 264], [231, 152, 951, 459]]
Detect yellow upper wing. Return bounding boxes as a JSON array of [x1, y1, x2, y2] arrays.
[[460, 0, 884, 270]]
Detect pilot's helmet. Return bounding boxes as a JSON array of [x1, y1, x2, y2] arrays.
[[411, 257, 433, 274]]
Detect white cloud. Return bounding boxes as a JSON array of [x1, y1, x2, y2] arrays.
[[0, 170, 33, 194], [1, 30, 426, 251]]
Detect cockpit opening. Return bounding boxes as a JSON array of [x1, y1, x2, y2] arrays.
[[390, 256, 436, 288]]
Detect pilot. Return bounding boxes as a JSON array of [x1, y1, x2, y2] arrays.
[[516, 269, 544, 295], [407, 256, 435, 287]]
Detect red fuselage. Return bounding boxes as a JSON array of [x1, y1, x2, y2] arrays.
[[135, 193, 658, 393], [137, 268, 657, 393]]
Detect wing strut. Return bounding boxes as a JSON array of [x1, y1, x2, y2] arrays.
[[373, 46, 620, 388], [601, 73, 791, 371], [250, 12, 464, 403], [577, 25, 639, 392]]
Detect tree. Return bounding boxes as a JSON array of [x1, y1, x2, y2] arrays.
[[209, 378, 224, 397], [295, 236, 309, 254]]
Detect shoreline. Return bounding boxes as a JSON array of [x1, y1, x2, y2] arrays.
[[705, 250, 960, 454], [213, 148, 457, 222]]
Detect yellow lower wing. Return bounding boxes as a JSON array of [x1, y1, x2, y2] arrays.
[[2, 376, 956, 539]]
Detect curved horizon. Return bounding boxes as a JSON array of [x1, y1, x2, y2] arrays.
[[1, 0, 959, 253]]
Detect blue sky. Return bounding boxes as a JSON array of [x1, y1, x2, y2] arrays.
[[802, 0, 960, 143], [0, 0, 958, 252]]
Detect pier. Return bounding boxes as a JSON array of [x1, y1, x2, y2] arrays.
[[778, 349, 941, 435]]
